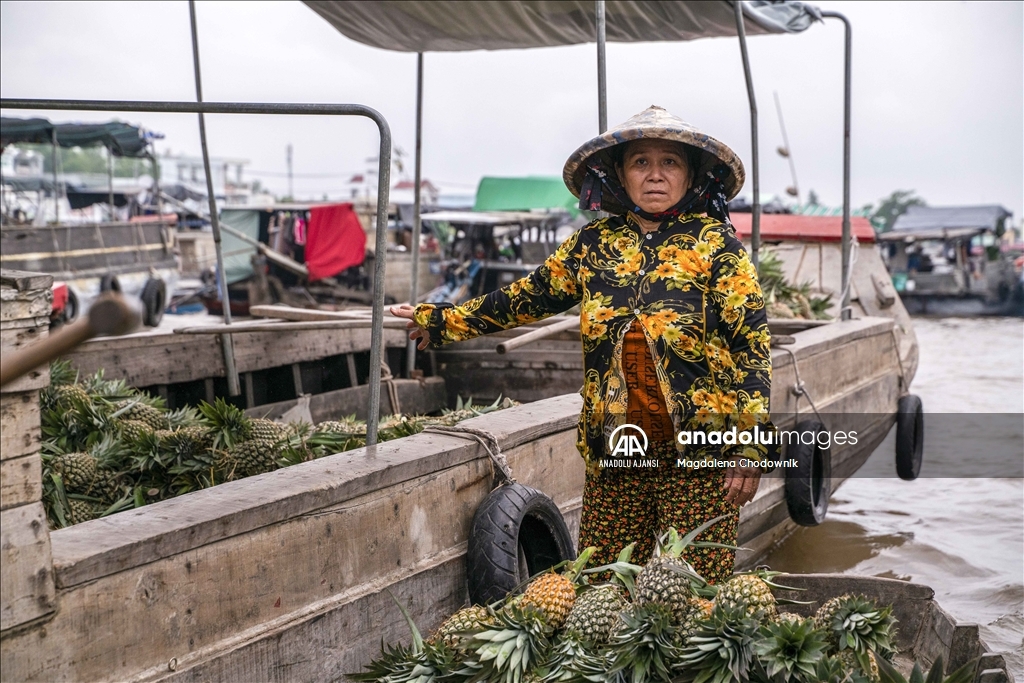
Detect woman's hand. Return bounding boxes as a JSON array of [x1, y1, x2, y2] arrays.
[[390, 304, 431, 350], [724, 463, 761, 506]]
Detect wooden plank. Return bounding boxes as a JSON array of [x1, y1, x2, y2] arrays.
[[0, 269, 54, 292], [65, 333, 225, 386], [0, 285, 52, 323], [291, 364, 303, 395], [0, 391, 42, 462], [50, 393, 584, 589], [249, 304, 376, 321], [346, 353, 358, 387], [1, 452, 42, 511], [0, 320, 51, 392], [245, 376, 447, 422], [0, 501, 56, 632]]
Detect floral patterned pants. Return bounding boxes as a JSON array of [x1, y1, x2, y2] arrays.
[[578, 441, 739, 585]]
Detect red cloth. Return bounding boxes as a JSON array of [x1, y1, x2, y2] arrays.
[[305, 203, 366, 281]]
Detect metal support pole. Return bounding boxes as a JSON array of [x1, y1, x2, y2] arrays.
[[51, 129, 59, 224], [107, 146, 115, 221], [822, 10, 853, 320], [596, 0, 608, 133], [405, 52, 424, 377], [189, 0, 240, 396], [365, 118, 393, 446], [734, 0, 759, 270], [1, 98, 392, 441]]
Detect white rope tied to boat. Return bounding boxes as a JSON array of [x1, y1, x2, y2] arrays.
[[776, 344, 825, 426], [379, 362, 402, 415], [423, 424, 516, 486]]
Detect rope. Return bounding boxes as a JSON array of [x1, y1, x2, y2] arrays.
[[889, 327, 908, 395], [837, 237, 861, 319], [423, 424, 516, 486], [379, 362, 402, 416], [776, 344, 825, 427]]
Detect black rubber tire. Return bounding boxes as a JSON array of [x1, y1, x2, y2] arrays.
[[895, 394, 924, 481], [63, 286, 79, 325], [140, 278, 167, 327], [785, 419, 832, 526], [99, 274, 121, 293], [467, 483, 575, 606]]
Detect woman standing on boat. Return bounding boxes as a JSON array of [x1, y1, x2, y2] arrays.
[[392, 106, 771, 584]]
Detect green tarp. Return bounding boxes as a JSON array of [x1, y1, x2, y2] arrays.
[[0, 117, 150, 157], [473, 176, 579, 215], [219, 209, 260, 285]]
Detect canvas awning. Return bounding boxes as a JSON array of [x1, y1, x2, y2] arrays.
[[303, 1, 821, 52], [473, 176, 579, 215], [0, 116, 150, 157]]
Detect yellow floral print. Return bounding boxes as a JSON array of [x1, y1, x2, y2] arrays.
[[414, 213, 772, 467]]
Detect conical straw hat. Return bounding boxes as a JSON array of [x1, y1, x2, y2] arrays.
[[562, 105, 745, 215]]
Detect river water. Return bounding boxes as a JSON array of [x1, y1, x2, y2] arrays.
[[765, 317, 1024, 678]]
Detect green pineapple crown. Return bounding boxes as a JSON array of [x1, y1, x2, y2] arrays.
[[606, 602, 683, 683], [876, 654, 977, 683], [820, 594, 898, 656], [754, 614, 829, 683], [679, 602, 760, 683], [198, 398, 253, 448]]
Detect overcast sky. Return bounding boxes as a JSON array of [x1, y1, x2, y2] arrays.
[[2, 1, 1021, 221]]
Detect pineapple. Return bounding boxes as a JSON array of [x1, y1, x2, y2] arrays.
[[816, 594, 896, 657], [677, 596, 714, 644], [114, 400, 168, 431], [431, 605, 496, 648], [315, 418, 366, 436], [838, 648, 881, 682], [754, 613, 829, 682], [520, 547, 595, 630], [605, 602, 683, 682], [562, 584, 626, 644], [875, 654, 978, 683], [456, 602, 551, 683], [714, 573, 779, 622], [199, 398, 252, 448], [50, 383, 90, 408], [679, 603, 760, 683], [635, 524, 721, 623], [118, 418, 154, 444], [250, 417, 287, 443], [50, 452, 98, 492], [66, 499, 100, 526], [226, 438, 278, 477]]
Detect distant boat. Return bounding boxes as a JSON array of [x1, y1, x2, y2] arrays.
[[878, 204, 1023, 317]]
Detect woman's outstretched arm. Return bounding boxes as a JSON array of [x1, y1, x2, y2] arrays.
[[392, 230, 584, 349]]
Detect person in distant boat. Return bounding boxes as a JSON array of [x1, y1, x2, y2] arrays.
[[391, 106, 771, 583]]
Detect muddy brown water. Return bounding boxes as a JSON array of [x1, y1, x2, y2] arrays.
[[764, 317, 1024, 678]]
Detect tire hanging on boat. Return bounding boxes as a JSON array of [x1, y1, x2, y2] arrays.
[[99, 274, 121, 293], [784, 419, 832, 526], [895, 394, 924, 481], [466, 482, 575, 606], [140, 278, 166, 327]]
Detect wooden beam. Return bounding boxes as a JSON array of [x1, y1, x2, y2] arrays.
[[245, 376, 447, 423], [291, 364, 303, 396]]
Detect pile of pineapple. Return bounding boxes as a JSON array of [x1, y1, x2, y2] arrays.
[[355, 525, 976, 683], [39, 361, 515, 529]]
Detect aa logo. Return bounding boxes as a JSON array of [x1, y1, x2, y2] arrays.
[[609, 424, 648, 458]]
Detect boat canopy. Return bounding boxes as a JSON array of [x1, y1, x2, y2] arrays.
[[891, 205, 1012, 234], [303, 0, 821, 52], [473, 176, 579, 215], [0, 116, 151, 157]]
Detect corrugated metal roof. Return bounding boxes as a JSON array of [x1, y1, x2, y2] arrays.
[[892, 205, 1011, 232], [731, 213, 875, 243]]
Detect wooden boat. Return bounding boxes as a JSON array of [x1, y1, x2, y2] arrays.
[[60, 311, 447, 420], [1, 366, 1013, 681]]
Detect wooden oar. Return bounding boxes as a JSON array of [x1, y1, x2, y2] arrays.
[[495, 317, 579, 355], [0, 293, 141, 388]]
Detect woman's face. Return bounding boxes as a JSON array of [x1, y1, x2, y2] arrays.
[[616, 139, 691, 214]]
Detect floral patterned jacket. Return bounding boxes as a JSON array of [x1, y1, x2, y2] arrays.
[[414, 213, 772, 471]]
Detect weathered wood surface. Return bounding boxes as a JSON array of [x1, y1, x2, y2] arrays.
[[0, 270, 54, 293], [0, 452, 42, 511], [0, 391, 42, 462], [0, 317, 51, 392], [63, 326, 409, 386], [2, 397, 585, 682], [0, 285, 51, 324], [245, 376, 447, 422], [0, 502, 56, 632]]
